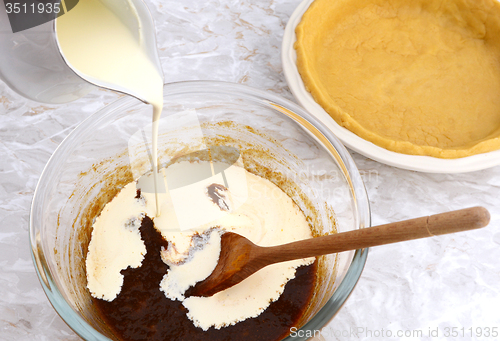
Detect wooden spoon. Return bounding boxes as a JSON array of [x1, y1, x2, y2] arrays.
[[187, 206, 490, 297]]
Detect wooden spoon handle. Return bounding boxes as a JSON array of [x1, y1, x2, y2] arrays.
[[264, 206, 490, 263]]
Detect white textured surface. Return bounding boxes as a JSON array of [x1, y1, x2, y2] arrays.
[[0, 0, 499, 340]]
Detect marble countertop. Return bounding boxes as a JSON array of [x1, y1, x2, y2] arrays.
[[1, 0, 499, 340]]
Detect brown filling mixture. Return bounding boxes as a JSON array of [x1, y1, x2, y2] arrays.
[[93, 215, 317, 341]]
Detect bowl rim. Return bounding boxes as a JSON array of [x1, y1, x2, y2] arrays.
[[29, 80, 370, 340], [282, 0, 500, 174]]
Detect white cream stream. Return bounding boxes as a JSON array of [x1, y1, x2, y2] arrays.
[[56, 0, 164, 215]]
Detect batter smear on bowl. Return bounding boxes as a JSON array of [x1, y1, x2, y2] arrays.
[[86, 160, 317, 340]]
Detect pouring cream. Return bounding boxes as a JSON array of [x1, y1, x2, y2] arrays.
[[56, 0, 164, 215]]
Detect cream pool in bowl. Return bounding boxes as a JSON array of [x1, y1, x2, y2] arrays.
[[29, 81, 370, 340]]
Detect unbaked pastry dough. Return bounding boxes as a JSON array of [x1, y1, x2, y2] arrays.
[[295, 0, 500, 158]]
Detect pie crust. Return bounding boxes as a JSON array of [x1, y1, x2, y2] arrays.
[[295, 0, 500, 158]]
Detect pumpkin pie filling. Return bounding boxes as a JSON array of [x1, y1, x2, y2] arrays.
[[295, 0, 500, 158]]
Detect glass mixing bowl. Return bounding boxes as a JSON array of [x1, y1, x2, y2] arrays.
[[30, 81, 370, 340]]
